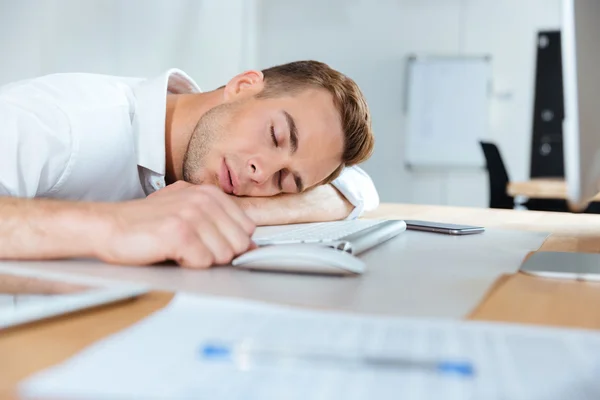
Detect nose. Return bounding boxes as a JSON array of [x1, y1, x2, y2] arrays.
[[248, 160, 270, 185]]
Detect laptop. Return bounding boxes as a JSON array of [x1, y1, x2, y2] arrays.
[[252, 219, 407, 255], [520, 251, 600, 281], [0, 265, 148, 330]]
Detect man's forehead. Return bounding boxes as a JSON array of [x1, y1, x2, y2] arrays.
[[265, 89, 344, 189]]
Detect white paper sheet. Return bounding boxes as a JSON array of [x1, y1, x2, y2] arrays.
[[21, 293, 600, 400], [2, 228, 550, 319]]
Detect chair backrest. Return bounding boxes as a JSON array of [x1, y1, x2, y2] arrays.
[[479, 141, 514, 209]]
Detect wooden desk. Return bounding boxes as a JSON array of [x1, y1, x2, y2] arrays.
[[508, 178, 600, 201], [3, 203, 600, 396]]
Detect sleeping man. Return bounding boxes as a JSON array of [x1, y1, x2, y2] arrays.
[[0, 60, 378, 268]]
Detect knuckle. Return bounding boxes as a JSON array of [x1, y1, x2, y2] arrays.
[[178, 204, 200, 219], [232, 235, 251, 254], [245, 222, 256, 235], [214, 240, 235, 264], [163, 215, 185, 231], [180, 249, 213, 269], [181, 257, 210, 270], [198, 251, 215, 268], [163, 216, 193, 241], [192, 184, 206, 193], [203, 184, 221, 194], [204, 185, 228, 199], [214, 246, 234, 264], [191, 192, 213, 207]]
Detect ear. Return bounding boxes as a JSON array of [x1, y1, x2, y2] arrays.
[[223, 70, 265, 102]]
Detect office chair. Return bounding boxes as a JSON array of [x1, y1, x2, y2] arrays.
[[479, 141, 518, 209], [479, 141, 569, 211]]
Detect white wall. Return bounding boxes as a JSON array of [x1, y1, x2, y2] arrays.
[[0, 0, 562, 207], [0, 0, 254, 90], [255, 0, 561, 206]]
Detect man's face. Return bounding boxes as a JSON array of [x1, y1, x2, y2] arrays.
[[183, 86, 344, 197]]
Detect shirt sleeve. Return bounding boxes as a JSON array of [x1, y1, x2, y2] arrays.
[[0, 85, 73, 198], [330, 165, 380, 220]]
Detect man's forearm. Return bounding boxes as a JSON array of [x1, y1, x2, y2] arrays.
[[235, 184, 354, 226], [0, 198, 107, 260]]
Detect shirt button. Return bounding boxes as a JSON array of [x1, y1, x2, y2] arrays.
[[152, 179, 165, 189]]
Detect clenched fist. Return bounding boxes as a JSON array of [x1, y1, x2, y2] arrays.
[[95, 182, 256, 268]]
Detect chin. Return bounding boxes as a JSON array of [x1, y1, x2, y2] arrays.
[[183, 175, 199, 185], [184, 173, 208, 186], [184, 165, 220, 189]]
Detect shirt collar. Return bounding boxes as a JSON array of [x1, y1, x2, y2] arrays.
[[131, 68, 201, 176]]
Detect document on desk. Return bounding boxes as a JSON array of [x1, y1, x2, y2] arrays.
[[21, 294, 600, 400]]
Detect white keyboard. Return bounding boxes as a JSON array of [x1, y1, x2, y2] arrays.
[[254, 220, 383, 244]]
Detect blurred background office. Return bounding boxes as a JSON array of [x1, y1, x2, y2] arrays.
[[0, 0, 564, 209]]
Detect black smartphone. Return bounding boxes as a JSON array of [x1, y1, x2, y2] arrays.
[[404, 220, 485, 235]]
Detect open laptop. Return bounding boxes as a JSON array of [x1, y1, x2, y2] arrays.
[[0, 265, 148, 330], [252, 219, 407, 255]]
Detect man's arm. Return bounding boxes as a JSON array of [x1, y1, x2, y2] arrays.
[[0, 185, 255, 268], [233, 184, 353, 226], [0, 197, 104, 260], [233, 166, 380, 226]]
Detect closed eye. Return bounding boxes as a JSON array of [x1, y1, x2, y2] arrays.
[[270, 125, 278, 147]]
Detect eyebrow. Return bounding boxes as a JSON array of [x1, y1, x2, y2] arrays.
[[282, 110, 303, 192]]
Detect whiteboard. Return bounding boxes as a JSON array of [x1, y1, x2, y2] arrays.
[[404, 56, 491, 168]]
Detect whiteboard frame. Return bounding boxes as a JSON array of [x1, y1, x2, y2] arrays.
[[403, 54, 492, 170]]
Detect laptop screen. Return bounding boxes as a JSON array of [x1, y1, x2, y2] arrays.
[[0, 267, 147, 330]]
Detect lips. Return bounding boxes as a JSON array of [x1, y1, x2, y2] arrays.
[[228, 163, 240, 195], [219, 159, 234, 194]]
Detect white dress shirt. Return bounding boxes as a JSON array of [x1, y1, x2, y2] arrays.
[[0, 69, 379, 218]]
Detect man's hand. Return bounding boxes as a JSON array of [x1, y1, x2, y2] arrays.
[[0, 182, 255, 269], [99, 183, 255, 268], [232, 184, 355, 226]]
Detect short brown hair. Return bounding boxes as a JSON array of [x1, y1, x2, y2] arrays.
[[257, 60, 374, 184]]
